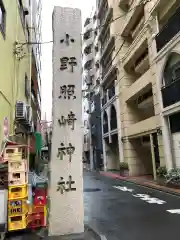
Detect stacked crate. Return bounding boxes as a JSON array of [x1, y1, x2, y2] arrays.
[[5, 146, 29, 232], [27, 173, 47, 229]]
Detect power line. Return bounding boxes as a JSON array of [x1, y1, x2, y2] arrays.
[[81, 0, 150, 36], [17, 0, 149, 46], [17, 41, 53, 46]]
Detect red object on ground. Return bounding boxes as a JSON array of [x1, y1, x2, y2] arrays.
[[32, 206, 44, 214], [28, 212, 45, 229], [33, 188, 47, 206]]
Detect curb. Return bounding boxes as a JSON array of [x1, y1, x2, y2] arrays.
[[85, 224, 106, 240], [100, 172, 180, 198], [34, 225, 103, 240]]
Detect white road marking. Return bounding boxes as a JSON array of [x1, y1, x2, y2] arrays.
[[113, 186, 134, 192], [167, 209, 180, 214], [133, 194, 149, 198], [113, 187, 166, 204], [133, 194, 166, 204], [100, 235, 108, 240]]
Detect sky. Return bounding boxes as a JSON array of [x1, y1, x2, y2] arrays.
[[41, 0, 96, 121]]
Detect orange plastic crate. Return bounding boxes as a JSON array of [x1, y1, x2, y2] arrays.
[[8, 199, 29, 216], [8, 213, 28, 231], [8, 185, 28, 200]]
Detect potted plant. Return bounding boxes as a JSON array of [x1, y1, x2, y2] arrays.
[[165, 168, 180, 189], [156, 166, 167, 185], [119, 162, 129, 177]]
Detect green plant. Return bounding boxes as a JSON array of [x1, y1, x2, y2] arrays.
[[165, 168, 180, 185], [156, 166, 167, 177], [120, 162, 129, 170]]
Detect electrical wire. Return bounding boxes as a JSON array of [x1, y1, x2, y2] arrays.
[[81, 0, 150, 36], [83, 0, 151, 86], [17, 0, 149, 45]]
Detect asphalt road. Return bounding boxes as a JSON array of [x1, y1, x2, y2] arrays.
[[84, 170, 180, 240]]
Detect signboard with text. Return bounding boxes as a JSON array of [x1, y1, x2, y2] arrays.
[[49, 7, 84, 236]]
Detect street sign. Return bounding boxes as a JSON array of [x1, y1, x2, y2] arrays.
[[3, 117, 9, 139]]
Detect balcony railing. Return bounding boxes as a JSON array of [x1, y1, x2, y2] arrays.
[[108, 86, 115, 99], [101, 34, 110, 53], [103, 123, 108, 134], [99, 8, 113, 35], [102, 62, 112, 79], [110, 118, 117, 130], [102, 96, 107, 106], [155, 7, 180, 52], [161, 78, 180, 108], [131, 16, 145, 40], [102, 65, 117, 85], [101, 36, 115, 61], [99, 6, 109, 26]]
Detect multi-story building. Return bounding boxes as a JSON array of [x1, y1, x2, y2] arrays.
[[96, 0, 121, 171], [116, 0, 163, 178], [117, 0, 180, 178], [31, 0, 42, 132], [30, 0, 42, 157], [95, 0, 180, 178], [150, 0, 180, 171], [0, 0, 41, 161], [82, 13, 103, 169]]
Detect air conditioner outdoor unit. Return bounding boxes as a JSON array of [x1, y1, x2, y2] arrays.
[[15, 101, 27, 120]]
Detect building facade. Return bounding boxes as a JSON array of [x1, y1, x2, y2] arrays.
[[0, 0, 41, 158], [151, 0, 180, 170], [30, 0, 42, 155], [94, 0, 180, 178], [82, 13, 103, 169], [96, 0, 121, 171]]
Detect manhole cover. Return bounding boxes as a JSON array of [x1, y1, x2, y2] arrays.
[[84, 188, 101, 192]]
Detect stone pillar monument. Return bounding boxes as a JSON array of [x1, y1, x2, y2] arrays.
[[49, 7, 84, 236]]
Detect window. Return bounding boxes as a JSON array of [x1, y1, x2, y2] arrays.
[[18, 0, 25, 27], [95, 45, 99, 52], [84, 18, 90, 27], [169, 112, 180, 133], [95, 62, 100, 69], [83, 30, 91, 40], [84, 45, 92, 55], [163, 53, 180, 86], [84, 60, 93, 70], [93, 15, 97, 22], [0, 0, 6, 38]]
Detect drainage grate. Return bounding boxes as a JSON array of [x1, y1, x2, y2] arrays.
[[83, 188, 101, 192]]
